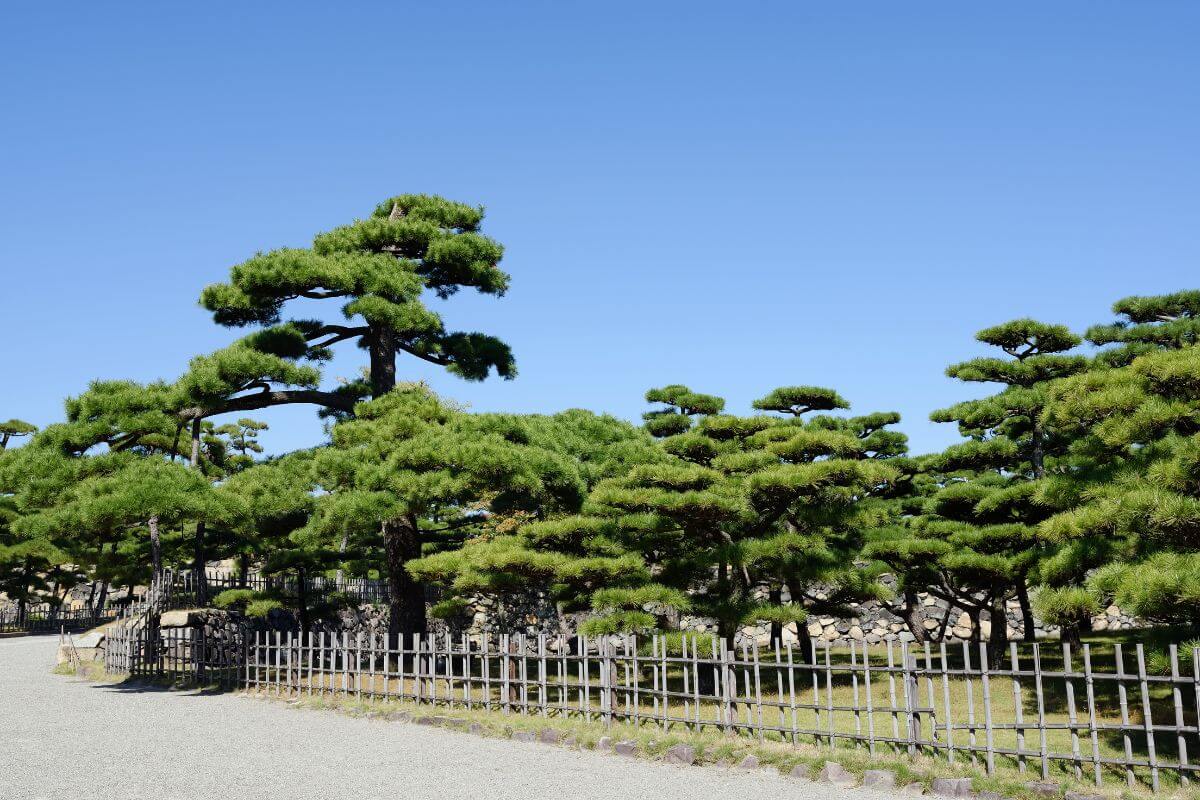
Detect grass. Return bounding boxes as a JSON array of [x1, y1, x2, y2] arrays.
[[245, 684, 1197, 800]]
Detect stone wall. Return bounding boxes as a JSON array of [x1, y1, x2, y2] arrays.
[[161, 574, 1143, 648]]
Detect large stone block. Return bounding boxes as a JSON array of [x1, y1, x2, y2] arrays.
[[663, 743, 696, 765]]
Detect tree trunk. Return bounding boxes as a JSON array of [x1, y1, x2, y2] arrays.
[[768, 585, 783, 646], [148, 515, 162, 576], [796, 617, 814, 665], [1030, 419, 1045, 479], [193, 521, 208, 606], [902, 589, 927, 644], [987, 594, 1009, 669], [369, 327, 398, 397], [296, 566, 310, 636], [336, 531, 349, 584], [238, 555, 249, 588], [1016, 581, 1036, 643], [383, 514, 425, 642]]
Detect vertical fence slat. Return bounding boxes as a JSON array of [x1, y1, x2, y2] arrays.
[[1010, 642, 1027, 774], [1081, 644, 1103, 787], [1169, 644, 1189, 789], [1135, 644, 1160, 793], [1032, 643, 1050, 780], [1115, 643, 1136, 788]]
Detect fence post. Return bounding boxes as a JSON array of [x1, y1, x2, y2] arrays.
[[1135, 644, 1160, 793], [902, 641, 918, 756], [602, 637, 613, 729]]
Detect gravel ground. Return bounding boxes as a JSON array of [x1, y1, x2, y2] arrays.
[[0, 635, 886, 800]]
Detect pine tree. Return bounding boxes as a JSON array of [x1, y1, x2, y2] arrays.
[[1040, 294, 1200, 628], [871, 320, 1086, 655], [199, 194, 514, 415], [312, 385, 585, 639], [0, 419, 36, 450]]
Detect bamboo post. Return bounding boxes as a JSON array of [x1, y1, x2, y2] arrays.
[[1032, 643, 1051, 780], [1135, 644, 1160, 792], [940, 641, 954, 763], [902, 641, 918, 756], [850, 641, 863, 745], [1169, 645, 1189, 788], [1081, 644, 1103, 787], [1062, 643, 1082, 780], [960, 642, 977, 767], [886, 639, 901, 752], [1115, 643, 1136, 788], [863, 642, 876, 755], [753, 640, 765, 742], [825, 639, 836, 749], [1010, 642, 1027, 773], [787, 641, 800, 747], [980, 642, 995, 775]]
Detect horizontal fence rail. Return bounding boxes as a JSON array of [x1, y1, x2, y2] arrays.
[[103, 619, 1200, 794]]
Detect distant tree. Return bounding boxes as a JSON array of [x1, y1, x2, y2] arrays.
[[0, 419, 36, 450], [214, 418, 268, 472]]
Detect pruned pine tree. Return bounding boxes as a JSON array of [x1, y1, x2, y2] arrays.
[[1040, 302, 1200, 629], [0, 419, 36, 450], [426, 384, 902, 653], [213, 418, 268, 473], [314, 385, 585, 640], [901, 320, 1085, 654], [215, 452, 342, 633], [199, 194, 515, 416], [1087, 289, 1200, 366], [404, 410, 667, 633]]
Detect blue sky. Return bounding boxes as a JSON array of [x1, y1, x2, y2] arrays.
[[1, 4, 1195, 456]]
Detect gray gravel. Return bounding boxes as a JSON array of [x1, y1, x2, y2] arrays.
[[0, 635, 884, 800]]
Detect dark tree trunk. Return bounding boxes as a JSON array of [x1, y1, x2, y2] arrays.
[[238, 555, 249, 588], [95, 581, 109, 620], [902, 589, 927, 644], [384, 515, 425, 642], [369, 327, 398, 397], [1016, 582, 1036, 643], [987, 594, 1009, 669], [193, 521, 208, 606], [148, 515, 162, 576], [768, 585, 783, 646], [796, 617, 814, 665], [1060, 618, 1082, 648], [296, 567, 310, 636], [1030, 419, 1045, 479]]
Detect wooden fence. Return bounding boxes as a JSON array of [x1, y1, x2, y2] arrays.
[[175, 570, 390, 606], [99, 622, 1200, 793], [0, 603, 122, 634]]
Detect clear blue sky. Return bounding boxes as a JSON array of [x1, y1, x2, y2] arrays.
[[1, 4, 1195, 456]]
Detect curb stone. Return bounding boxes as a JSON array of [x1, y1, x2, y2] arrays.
[[931, 777, 972, 797], [1026, 782, 1060, 797], [901, 782, 927, 795], [863, 769, 896, 789], [511, 731, 537, 743], [818, 761, 856, 788], [596, 736, 613, 753], [788, 764, 811, 779], [1065, 793, 1103, 800], [539, 728, 563, 744], [737, 755, 760, 770], [664, 744, 697, 766], [614, 740, 638, 757]]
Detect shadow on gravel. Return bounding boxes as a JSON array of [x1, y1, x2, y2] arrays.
[[89, 679, 234, 697]]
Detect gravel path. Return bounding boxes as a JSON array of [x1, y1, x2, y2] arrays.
[[0, 635, 885, 800]]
